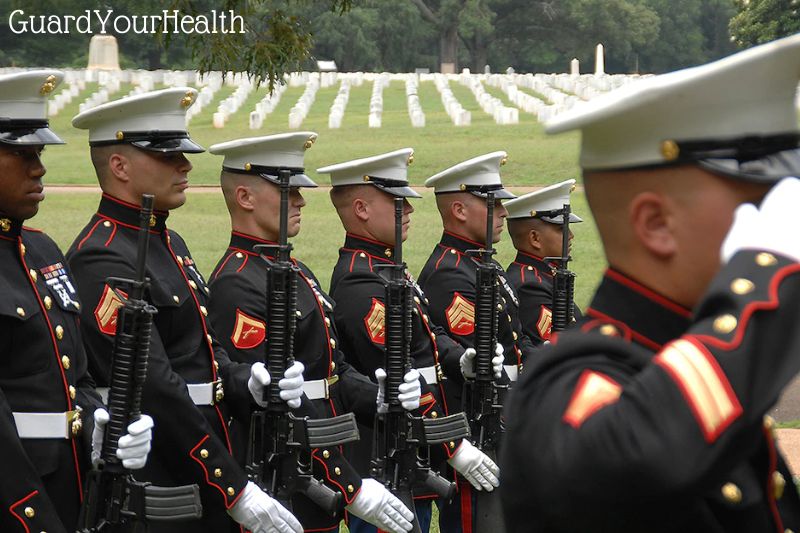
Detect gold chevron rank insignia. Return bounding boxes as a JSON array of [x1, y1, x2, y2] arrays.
[[94, 284, 127, 336], [446, 293, 475, 336], [364, 298, 386, 345], [655, 338, 742, 442], [563, 370, 622, 429], [231, 309, 266, 350], [537, 305, 553, 340]]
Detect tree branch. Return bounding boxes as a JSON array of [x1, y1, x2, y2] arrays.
[[409, 0, 440, 26]]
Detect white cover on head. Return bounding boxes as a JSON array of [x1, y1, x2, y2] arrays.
[[504, 179, 583, 223], [72, 87, 198, 143], [317, 148, 414, 185], [209, 132, 318, 170], [0, 70, 63, 120], [425, 151, 515, 198], [545, 33, 800, 172]]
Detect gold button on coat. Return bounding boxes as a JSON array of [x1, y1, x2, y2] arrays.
[[721, 482, 742, 504], [61, 355, 70, 369], [347, 484, 354, 493], [730, 278, 754, 295], [69, 385, 76, 399], [43, 296, 52, 309], [24, 506, 34, 518], [599, 324, 617, 336], [189, 280, 197, 290], [322, 450, 330, 459], [774, 471, 786, 499], [713, 314, 737, 334], [200, 449, 209, 459], [335, 467, 341, 475], [29, 269, 37, 281], [55, 325, 64, 339], [756, 252, 777, 266], [16, 307, 25, 317], [227, 487, 235, 496], [200, 306, 208, 316], [214, 468, 222, 478]]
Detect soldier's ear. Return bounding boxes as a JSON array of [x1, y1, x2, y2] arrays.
[[629, 191, 677, 260], [528, 229, 542, 251], [451, 199, 468, 222], [107, 152, 131, 183], [235, 185, 255, 211], [353, 197, 370, 222]]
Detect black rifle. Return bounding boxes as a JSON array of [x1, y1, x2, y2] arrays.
[[78, 194, 202, 532], [371, 197, 471, 533], [544, 203, 576, 333], [464, 187, 507, 532], [247, 169, 359, 518]]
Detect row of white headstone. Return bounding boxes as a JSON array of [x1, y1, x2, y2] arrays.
[[459, 74, 519, 125], [368, 74, 390, 128], [288, 77, 320, 129], [327, 80, 351, 129], [405, 75, 426, 128], [432, 74, 471, 126], [213, 80, 255, 128], [249, 83, 288, 130]]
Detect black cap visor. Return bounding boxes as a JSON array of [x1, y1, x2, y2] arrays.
[[698, 148, 800, 184], [539, 213, 583, 224], [0, 125, 64, 146], [469, 187, 516, 200], [131, 137, 205, 154], [261, 172, 318, 188]]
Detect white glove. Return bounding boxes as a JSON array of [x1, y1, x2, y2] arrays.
[[459, 344, 504, 379], [91, 408, 154, 470], [447, 440, 500, 492], [227, 481, 302, 533], [375, 368, 422, 413], [346, 478, 414, 533], [249, 361, 305, 409], [721, 177, 800, 264]]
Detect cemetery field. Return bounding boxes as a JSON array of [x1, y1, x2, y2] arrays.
[[45, 78, 582, 186]]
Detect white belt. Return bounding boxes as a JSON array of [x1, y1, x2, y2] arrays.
[[504, 364, 519, 382], [418, 365, 439, 385], [303, 376, 339, 400], [97, 381, 221, 406], [14, 410, 82, 439]]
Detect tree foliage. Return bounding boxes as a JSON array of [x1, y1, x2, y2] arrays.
[[729, 0, 800, 47]]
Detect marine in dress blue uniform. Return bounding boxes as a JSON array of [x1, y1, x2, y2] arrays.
[[66, 89, 303, 533], [504, 179, 584, 345], [501, 33, 800, 533]]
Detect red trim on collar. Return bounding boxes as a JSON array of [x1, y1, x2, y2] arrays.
[[102, 193, 169, 216], [231, 230, 275, 244], [346, 232, 392, 248], [96, 214, 159, 235], [21, 226, 41, 233], [605, 269, 692, 319], [341, 247, 391, 265], [444, 230, 483, 247], [517, 250, 548, 262]]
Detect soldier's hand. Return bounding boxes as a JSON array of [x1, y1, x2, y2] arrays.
[[248, 361, 305, 409], [460, 345, 503, 379], [447, 440, 500, 491], [91, 408, 154, 470], [721, 177, 800, 263], [346, 478, 414, 533], [375, 368, 422, 413], [227, 481, 302, 533]]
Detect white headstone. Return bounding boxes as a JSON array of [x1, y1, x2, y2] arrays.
[[570, 58, 580, 76], [87, 35, 120, 71]]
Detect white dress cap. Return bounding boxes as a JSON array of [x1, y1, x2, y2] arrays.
[[72, 87, 204, 153], [546, 33, 800, 182], [209, 132, 319, 187], [317, 148, 421, 198], [504, 179, 583, 223], [0, 70, 65, 145], [425, 151, 515, 199]]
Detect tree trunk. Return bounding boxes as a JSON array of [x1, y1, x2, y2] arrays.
[[147, 47, 162, 70], [440, 25, 458, 73], [472, 41, 489, 73]]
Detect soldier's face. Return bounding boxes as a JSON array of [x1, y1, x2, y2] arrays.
[[256, 182, 305, 240], [0, 144, 46, 220], [464, 196, 507, 244], [541, 223, 573, 259], [129, 149, 192, 211], [371, 192, 413, 245]]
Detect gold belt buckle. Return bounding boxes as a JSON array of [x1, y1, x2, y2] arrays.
[[67, 408, 83, 437], [435, 363, 444, 383], [324, 375, 340, 399]]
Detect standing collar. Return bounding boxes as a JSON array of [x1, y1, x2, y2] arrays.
[[0, 216, 24, 240], [512, 250, 553, 272], [342, 233, 395, 261], [228, 231, 277, 256], [587, 268, 692, 350], [439, 230, 485, 254], [97, 193, 169, 233]]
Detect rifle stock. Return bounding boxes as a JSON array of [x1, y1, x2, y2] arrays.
[[247, 169, 358, 518], [78, 194, 202, 533]]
